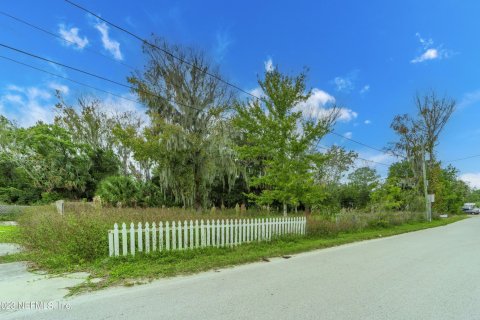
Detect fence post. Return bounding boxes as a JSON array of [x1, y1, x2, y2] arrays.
[[145, 222, 150, 253], [113, 223, 119, 257], [200, 220, 205, 248], [225, 219, 230, 247], [159, 222, 163, 251], [190, 220, 194, 250], [237, 219, 241, 246], [235, 219, 239, 246], [165, 221, 170, 251], [152, 222, 157, 252], [172, 221, 177, 250], [216, 219, 221, 248], [178, 220, 183, 250], [221, 220, 225, 247], [183, 220, 188, 249], [213, 219, 217, 248], [130, 222, 135, 256], [122, 223, 128, 256], [230, 219, 235, 247], [137, 222, 143, 252], [195, 220, 199, 248], [172, 221, 182, 250], [206, 220, 211, 247]]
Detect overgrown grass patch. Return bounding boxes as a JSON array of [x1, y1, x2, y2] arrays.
[[9, 207, 466, 294]]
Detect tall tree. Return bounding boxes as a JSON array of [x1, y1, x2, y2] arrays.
[[233, 68, 339, 215], [54, 95, 143, 178], [125, 37, 237, 210], [390, 91, 455, 181]]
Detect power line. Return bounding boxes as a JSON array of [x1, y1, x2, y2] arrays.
[[316, 144, 390, 166], [447, 154, 480, 163], [0, 43, 207, 114], [0, 55, 140, 104], [0, 11, 136, 71], [5, 51, 478, 171], [329, 131, 406, 160], [0, 11, 237, 119], [64, 0, 262, 101]]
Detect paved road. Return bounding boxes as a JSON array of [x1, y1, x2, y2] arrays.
[[4, 217, 480, 320]]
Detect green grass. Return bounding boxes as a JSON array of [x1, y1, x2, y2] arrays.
[[0, 212, 22, 222], [0, 215, 465, 295], [0, 225, 20, 243]]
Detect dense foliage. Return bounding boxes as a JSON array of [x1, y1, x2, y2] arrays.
[[0, 39, 475, 215]]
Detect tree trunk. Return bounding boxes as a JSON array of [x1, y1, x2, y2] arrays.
[[283, 202, 287, 217], [305, 205, 311, 216]]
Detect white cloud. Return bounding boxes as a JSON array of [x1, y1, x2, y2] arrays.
[[264, 57, 274, 72], [58, 24, 89, 49], [94, 22, 123, 61], [411, 48, 439, 63], [337, 108, 358, 122], [360, 85, 370, 94], [332, 70, 359, 93], [460, 173, 480, 189], [333, 76, 353, 93], [344, 131, 353, 139], [0, 85, 54, 127], [294, 88, 357, 122], [364, 119, 371, 125], [411, 33, 452, 64]]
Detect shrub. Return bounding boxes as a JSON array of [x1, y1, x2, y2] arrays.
[[18, 209, 110, 267], [306, 216, 338, 237], [96, 176, 139, 207]]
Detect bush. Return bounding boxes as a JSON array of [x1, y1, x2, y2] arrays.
[[96, 176, 139, 207], [0, 187, 41, 205], [18, 209, 110, 267], [306, 217, 338, 237]]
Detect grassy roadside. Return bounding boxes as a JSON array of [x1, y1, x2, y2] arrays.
[[0, 215, 467, 295], [0, 225, 20, 243]]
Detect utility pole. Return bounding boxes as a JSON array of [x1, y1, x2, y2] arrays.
[[421, 146, 432, 222]]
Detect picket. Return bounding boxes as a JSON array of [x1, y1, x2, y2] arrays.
[[206, 220, 211, 247], [137, 222, 143, 252], [165, 221, 170, 251], [122, 223, 128, 256], [152, 222, 157, 252], [195, 220, 199, 248], [145, 222, 150, 253], [200, 220, 205, 248], [130, 223, 135, 256], [113, 223, 119, 256], [172, 221, 176, 250], [183, 221, 187, 249], [109, 216, 307, 257], [178, 221, 183, 250], [159, 222, 163, 251]]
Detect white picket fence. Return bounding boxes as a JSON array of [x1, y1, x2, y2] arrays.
[[108, 217, 306, 257]]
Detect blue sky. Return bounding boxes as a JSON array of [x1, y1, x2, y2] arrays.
[[0, 0, 479, 187]]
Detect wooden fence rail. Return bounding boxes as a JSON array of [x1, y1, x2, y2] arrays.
[[108, 217, 306, 257]]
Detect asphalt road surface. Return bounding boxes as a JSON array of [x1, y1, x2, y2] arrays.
[[3, 217, 480, 320]]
